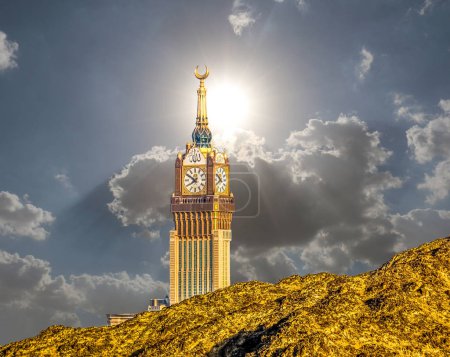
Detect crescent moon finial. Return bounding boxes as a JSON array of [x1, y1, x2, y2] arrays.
[[194, 65, 209, 80]]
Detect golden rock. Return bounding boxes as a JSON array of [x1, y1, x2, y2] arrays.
[[1, 237, 449, 356]]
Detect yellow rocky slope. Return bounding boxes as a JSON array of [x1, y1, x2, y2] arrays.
[[1, 237, 449, 356]]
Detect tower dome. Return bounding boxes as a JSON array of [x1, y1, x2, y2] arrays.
[[192, 125, 212, 147]]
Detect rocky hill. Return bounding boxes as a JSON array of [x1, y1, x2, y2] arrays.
[[1, 237, 449, 356]]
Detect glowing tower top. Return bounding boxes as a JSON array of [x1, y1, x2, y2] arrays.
[[192, 65, 212, 148]]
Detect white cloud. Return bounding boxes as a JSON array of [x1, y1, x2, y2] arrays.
[[54, 173, 73, 190], [438, 99, 450, 113], [0, 191, 54, 241], [274, 0, 307, 11], [406, 114, 450, 164], [0, 249, 167, 344], [229, 0, 308, 36], [356, 47, 373, 80], [0, 31, 18, 71], [418, 159, 450, 204], [393, 93, 427, 124], [228, 0, 256, 36], [295, 0, 307, 10], [214, 128, 270, 167], [404, 99, 450, 205], [160, 251, 170, 267], [418, 0, 434, 15]]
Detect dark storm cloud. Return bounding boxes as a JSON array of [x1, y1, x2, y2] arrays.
[[0, 249, 167, 344], [108, 113, 450, 278], [225, 117, 412, 275], [231, 117, 401, 256], [108, 147, 175, 239], [108, 115, 419, 277]]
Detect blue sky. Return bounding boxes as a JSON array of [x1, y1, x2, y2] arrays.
[[0, 0, 449, 344]]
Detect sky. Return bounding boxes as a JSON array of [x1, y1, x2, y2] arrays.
[[1, 0, 450, 344]]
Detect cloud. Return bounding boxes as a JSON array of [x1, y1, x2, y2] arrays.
[[393, 93, 427, 124], [231, 247, 297, 282], [0, 250, 81, 343], [0, 249, 167, 344], [418, 0, 434, 15], [0, 31, 18, 71], [160, 251, 170, 267], [108, 146, 175, 238], [274, 0, 307, 11], [439, 99, 450, 113], [107, 114, 446, 278], [109, 116, 406, 275], [70, 271, 166, 316], [228, 0, 256, 36], [405, 100, 450, 204], [226, 116, 406, 273], [228, 0, 309, 36], [0, 191, 54, 241], [391, 209, 450, 250], [54, 173, 74, 191], [418, 159, 450, 204], [406, 114, 450, 164], [356, 47, 373, 80], [214, 128, 270, 166], [294, 0, 307, 10]]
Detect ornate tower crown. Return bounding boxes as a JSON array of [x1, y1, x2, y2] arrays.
[[192, 65, 212, 148]]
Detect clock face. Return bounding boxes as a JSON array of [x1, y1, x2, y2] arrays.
[[183, 167, 206, 193], [215, 167, 227, 193]]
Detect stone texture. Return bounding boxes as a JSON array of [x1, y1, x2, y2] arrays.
[[1, 237, 449, 356]]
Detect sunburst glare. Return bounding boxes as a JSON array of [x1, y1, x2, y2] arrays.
[[207, 82, 251, 133]]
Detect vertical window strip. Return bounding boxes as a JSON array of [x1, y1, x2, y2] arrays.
[[194, 240, 197, 295], [199, 240, 203, 294], [210, 239, 213, 290]]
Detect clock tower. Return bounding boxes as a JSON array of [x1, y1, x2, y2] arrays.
[[169, 66, 234, 304]]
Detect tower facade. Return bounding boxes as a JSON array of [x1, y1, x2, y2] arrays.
[[169, 66, 234, 305]]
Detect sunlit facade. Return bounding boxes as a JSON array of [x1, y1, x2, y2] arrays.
[[169, 67, 234, 305]]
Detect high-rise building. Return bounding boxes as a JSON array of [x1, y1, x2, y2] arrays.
[[169, 66, 234, 305]]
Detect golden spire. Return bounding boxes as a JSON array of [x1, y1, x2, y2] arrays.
[[192, 65, 212, 148], [194, 65, 209, 125]]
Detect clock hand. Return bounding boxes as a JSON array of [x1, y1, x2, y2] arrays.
[[216, 174, 222, 183], [186, 173, 197, 182]]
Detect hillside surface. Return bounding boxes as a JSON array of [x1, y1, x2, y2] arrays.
[[1, 237, 449, 356]]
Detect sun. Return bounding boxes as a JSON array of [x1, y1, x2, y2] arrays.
[[207, 82, 250, 132]]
